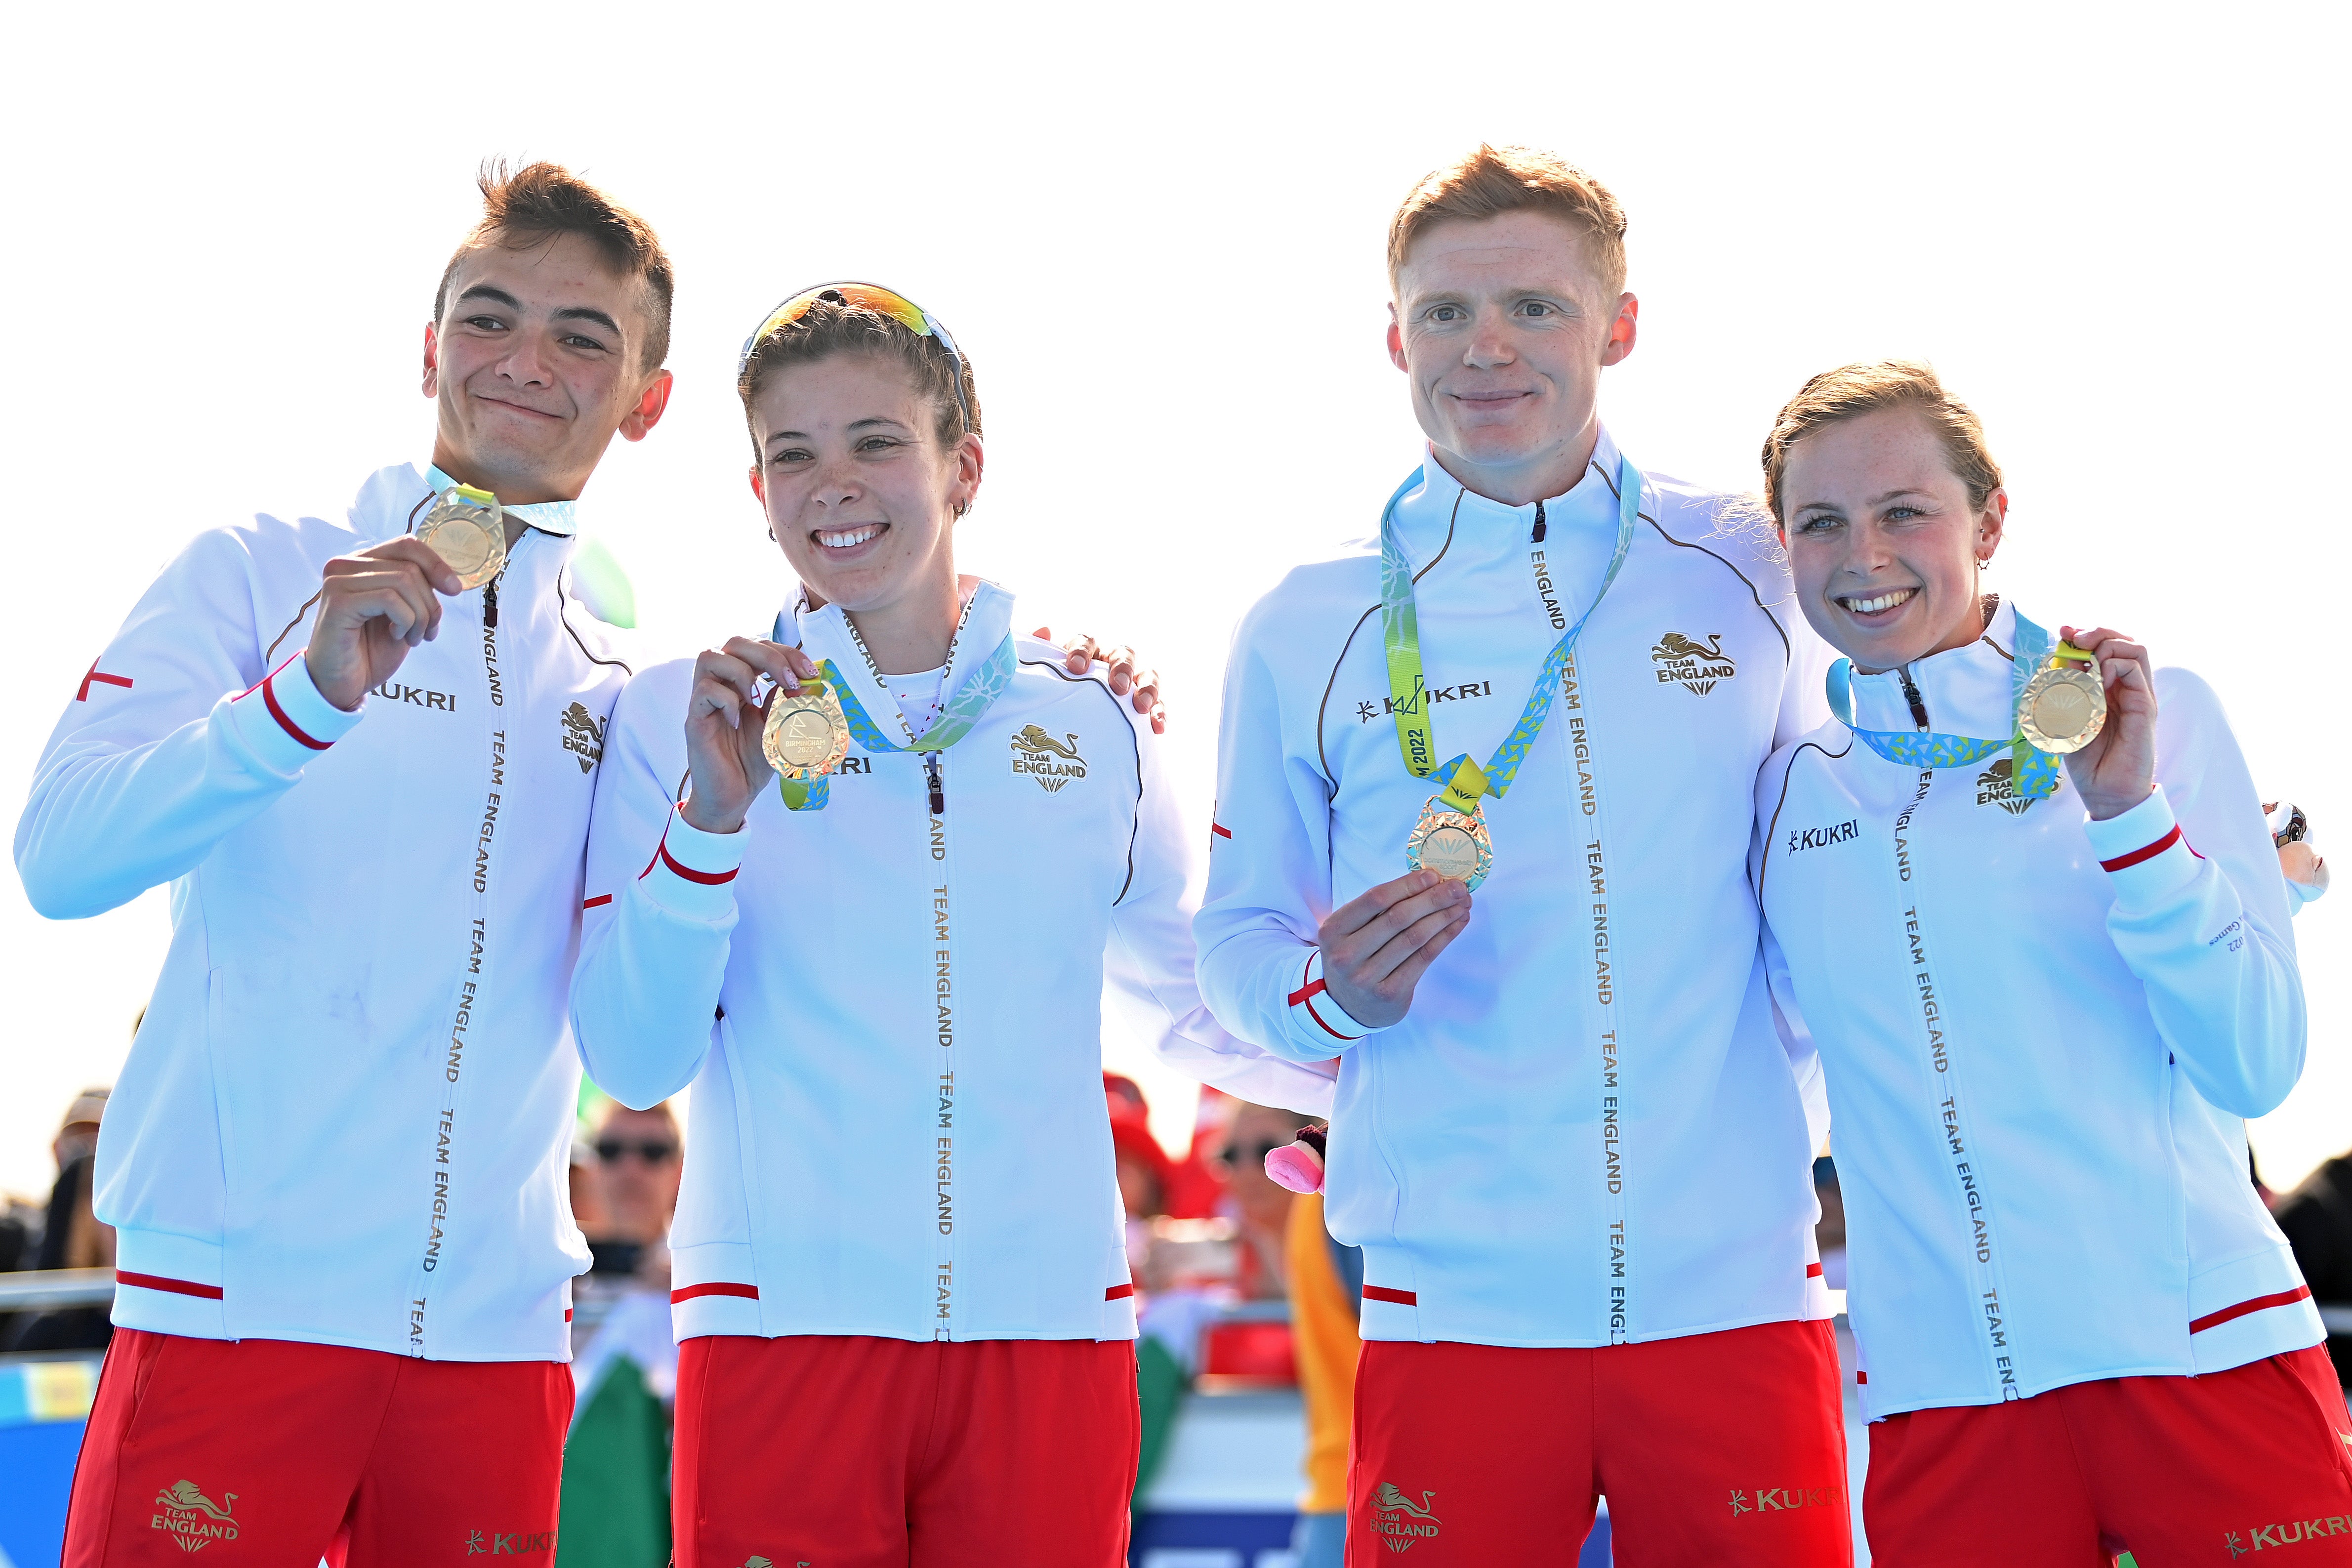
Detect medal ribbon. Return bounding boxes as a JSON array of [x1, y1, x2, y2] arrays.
[[1823, 611, 2096, 799], [1379, 453, 1643, 817], [776, 635, 1017, 811]]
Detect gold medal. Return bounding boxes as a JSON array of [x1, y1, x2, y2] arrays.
[[762, 679, 850, 780], [2016, 650, 2106, 754], [1405, 799, 1493, 891], [416, 483, 506, 590]]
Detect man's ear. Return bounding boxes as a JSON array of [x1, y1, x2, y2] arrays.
[[619, 370, 674, 444], [748, 466, 765, 504], [1599, 293, 1639, 369], [1386, 302, 1408, 373], [422, 323, 440, 398]]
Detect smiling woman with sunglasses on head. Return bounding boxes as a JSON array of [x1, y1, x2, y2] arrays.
[[1749, 362, 2347, 1567], [568, 284, 1335, 1567]]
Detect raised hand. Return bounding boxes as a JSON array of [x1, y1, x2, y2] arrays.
[[2058, 624, 2158, 822], [304, 538, 464, 711], [680, 638, 821, 835], [1035, 627, 1165, 735], [1317, 869, 1474, 1029]]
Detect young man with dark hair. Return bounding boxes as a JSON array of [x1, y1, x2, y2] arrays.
[[14, 159, 673, 1567], [1196, 145, 1851, 1566]]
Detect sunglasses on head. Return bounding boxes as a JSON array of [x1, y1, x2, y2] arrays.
[[596, 1138, 678, 1165], [738, 281, 973, 434]]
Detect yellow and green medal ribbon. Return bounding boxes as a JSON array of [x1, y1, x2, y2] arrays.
[[1378, 453, 1643, 833]]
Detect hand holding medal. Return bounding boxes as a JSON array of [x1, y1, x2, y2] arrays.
[[2051, 624, 2158, 822], [680, 638, 826, 834]]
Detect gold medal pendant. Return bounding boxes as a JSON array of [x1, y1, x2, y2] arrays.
[[2016, 654, 2106, 754], [762, 680, 851, 781], [416, 483, 507, 591], [1405, 799, 1494, 891]]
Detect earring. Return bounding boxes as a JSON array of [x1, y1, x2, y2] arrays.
[[767, 527, 777, 542]]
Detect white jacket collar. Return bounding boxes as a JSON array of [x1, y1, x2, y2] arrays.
[[1388, 426, 1628, 569], [1847, 597, 2023, 738]]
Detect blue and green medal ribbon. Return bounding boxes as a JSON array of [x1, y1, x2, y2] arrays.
[[1379, 454, 1643, 823], [777, 634, 1016, 810], [1823, 611, 2094, 799]]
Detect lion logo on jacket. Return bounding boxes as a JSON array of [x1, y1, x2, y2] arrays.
[[1651, 631, 1736, 696], [561, 702, 606, 774], [1009, 725, 1086, 793]]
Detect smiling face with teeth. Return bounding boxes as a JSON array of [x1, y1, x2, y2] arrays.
[[749, 351, 983, 672], [1779, 405, 2006, 673]]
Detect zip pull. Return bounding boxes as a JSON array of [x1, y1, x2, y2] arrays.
[[923, 753, 945, 816], [482, 576, 500, 630], [1530, 499, 1548, 544], [1897, 667, 1931, 731]]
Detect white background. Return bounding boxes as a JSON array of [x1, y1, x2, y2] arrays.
[[1, 2, 2343, 1202]]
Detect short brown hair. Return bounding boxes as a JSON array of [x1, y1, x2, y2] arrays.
[[435, 161, 674, 370], [1760, 360, 2002, 525], [1388, 145, 1629, 298], [736, 293, 981, 460]]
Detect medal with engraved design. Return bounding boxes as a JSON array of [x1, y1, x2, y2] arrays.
[[415, 482, 506, 591], [762, 675, 850, 781], [2015, 643, 2106, 754], [1404, 799, 1493, 891]]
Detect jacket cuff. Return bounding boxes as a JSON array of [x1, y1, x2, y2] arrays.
[[226, 655, 365, 772], [1284, 949, 1381, 1048], [2084, 786, 2199, 906], [639, 810, 746, 920]]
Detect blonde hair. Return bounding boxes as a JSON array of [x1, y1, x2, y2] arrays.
[[1388, 145, 1628, 297], [1760, 360, 2002, 524]]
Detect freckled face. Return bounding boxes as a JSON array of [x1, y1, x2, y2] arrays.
[[1780, 406, 2004, 671]]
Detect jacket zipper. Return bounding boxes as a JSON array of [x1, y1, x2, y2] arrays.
[[1898, 666, 1931, 730], [924, 753, 946, 815], [1530, 499, 1547, 544]]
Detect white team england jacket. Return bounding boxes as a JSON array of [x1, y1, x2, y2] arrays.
[[14, 463, 630, 1361], [1196, 432, 1836, 1347], [568, 582, 1335, 1345], [1754, 599, 2315, 1419]]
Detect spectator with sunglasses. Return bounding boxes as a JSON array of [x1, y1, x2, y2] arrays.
[[570, 284, 1335, 1567], [582, 1101, 682, 1282]]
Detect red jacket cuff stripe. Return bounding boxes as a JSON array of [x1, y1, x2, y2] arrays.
[[260, 660, 332, 751], [659, 842, 738, 886], [2100, 823, 2183, 873]]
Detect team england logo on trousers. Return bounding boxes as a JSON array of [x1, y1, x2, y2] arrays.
[[1975, 756, 2035, 815], [1371, 1483, 1442, 1552], [2226, 1514, 2352, 1555], [1651, 632, 1736, 696], [151, 1480, 238, 1552], [1009, 724, 1087, 793], [560, 701, 606, 774]]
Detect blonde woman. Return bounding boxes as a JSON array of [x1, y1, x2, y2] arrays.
[[1752, 361, 2347, 1565]]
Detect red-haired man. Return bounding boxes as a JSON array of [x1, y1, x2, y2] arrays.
[[1196, 146, 1851, 1566]]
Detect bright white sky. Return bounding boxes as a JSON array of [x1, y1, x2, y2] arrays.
[[1, 2, 2344, 1204]]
